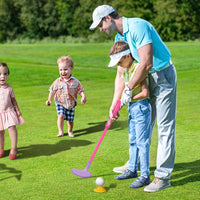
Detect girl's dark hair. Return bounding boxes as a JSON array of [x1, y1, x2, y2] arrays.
[[109, 41, 130, 56], [0, 62, 10, 75]]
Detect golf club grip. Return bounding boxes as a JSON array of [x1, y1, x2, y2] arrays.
[[112, 100, 121, 117], [105, 100, 121, 128]]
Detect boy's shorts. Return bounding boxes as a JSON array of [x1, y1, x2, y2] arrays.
[[56, 104, 75, 122]]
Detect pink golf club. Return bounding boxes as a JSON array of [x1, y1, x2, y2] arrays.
[[72, 100, 121, 178]]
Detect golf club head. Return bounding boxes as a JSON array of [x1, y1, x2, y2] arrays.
[[72, 168, 92, 178]]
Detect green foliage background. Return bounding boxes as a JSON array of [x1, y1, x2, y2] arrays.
[[0, 0, 200, 43]]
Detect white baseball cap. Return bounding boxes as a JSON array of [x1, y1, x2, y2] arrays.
[[108, 49, 131, 67], [89, 5, 115, 30]]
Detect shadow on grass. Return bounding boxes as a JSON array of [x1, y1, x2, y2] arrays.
[[0, 163, 22, 181], [72, 120, 128, 137], [105, 183, 117, 192], [17, 139, 93, 159], [171, 159, 200, 186]]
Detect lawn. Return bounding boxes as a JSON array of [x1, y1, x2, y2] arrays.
[[0, 41, 199, 200]]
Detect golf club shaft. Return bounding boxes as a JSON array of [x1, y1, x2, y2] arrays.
[[89, 100, 121, 162], [72, 100, 121, 178], [89, 127, 109, 162]]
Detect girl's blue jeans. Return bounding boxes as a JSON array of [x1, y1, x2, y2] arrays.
[[128, 99, 151, 177]]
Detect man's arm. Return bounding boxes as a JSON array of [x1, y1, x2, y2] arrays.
[[132, 79, 149, 100], [127, 43, 153, 90]]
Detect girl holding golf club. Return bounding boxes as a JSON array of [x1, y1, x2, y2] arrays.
[[46, 55, 86, 138], [108, 41, 151, 188], [0, 62, 24, 160]]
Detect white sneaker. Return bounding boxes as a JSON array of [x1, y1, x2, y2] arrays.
[[144, 177, 171, 192], [113, 162, 129, 173]]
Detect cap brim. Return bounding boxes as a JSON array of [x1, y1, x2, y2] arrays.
[[108, 57, 121, 67], [108, 49, 131, 67], [89, 19, 101, 30]]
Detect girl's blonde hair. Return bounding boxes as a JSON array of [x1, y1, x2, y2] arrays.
[[57, 55, 73, 68], [0, 62, 10, 75], [109, 41, 130, 56]]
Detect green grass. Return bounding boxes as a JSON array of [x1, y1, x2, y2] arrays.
[[0, 41, 200, 200]]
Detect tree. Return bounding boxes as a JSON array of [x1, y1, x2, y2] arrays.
[[0, 0, 22, 42], [153, 0, 200, 41], [43, 0, 66, 37], [112, 0, 155, 21], [175, 0, 200, 40], [153, 0, 178, 41], [17, 0, 47, 39], [55, 0, 80, 36], [0, 0, 199, 42]]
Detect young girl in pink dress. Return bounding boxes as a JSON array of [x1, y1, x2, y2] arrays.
[[0, 62, 24, 160]]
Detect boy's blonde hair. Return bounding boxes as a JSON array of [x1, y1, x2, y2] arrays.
[[109, 41, 129, 56], [57, 55, 73, 68]]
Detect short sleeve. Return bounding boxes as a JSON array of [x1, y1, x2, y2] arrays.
[[49, 79, 59, 94], [77, 81, 84, 95], [130, 21, 152, 49]]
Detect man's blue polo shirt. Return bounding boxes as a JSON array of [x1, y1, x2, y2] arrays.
[[115, 17, 171, 72]]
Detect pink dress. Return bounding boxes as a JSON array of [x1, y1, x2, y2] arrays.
[[0, 84, 24, 131]]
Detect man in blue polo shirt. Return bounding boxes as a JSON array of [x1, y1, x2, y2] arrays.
[[90, 5, 177, 193]]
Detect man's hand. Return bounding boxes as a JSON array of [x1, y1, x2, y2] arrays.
[[121, 85, 132, 106]]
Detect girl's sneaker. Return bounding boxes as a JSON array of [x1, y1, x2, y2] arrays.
[[130, 176, 150, 188], [115, 169, 137, 180]]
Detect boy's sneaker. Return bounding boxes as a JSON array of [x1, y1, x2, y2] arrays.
[[113, 162, 129, 173], [130, 176, 150, 188], [115, 169, 137, 180], [144, 177, 171, 192]]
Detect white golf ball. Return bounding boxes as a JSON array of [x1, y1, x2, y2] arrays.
[[96, 177, 105, 186]]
